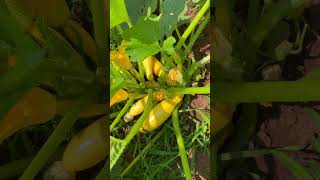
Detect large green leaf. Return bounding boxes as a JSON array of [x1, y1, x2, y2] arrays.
[[160, 0, 188, 36], [110, 136, 127, 170], [125, 0, 157, 24], [110, 0, 131, 29], [125, 39, 161, 62], [123, 16, 161, 44]]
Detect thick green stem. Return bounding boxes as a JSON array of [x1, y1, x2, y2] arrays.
[[186, 13, 210, 53], [220, 145, 304, 161], [172, 107, 192, 180], [167, 86, 210, 95], [89, 0, 107, 68], [176, 0, 210, 50], [124, 90, 153, 142], [250, 0, 304, 48], [110, 95, 137, 131], [214, 81, 320, 102]]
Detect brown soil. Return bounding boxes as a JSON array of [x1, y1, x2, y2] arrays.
[[254, 32, 320, 179]]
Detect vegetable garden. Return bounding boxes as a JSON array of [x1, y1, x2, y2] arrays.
[[110, 0, 210, 179], [213, 0, 320, 179]]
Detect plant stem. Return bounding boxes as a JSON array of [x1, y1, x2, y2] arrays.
[[89, 0, 107, 68], [110, 95, 137, 131], [124, 90, 153, 142], [250, 0, 304, 48], [120, 129, 164, 177], [214, 81, 320, 102], [186, 13, 210, 53], [176, 0, 210, 51], [166, 86, 210, 95], [220, 145, 304, 161], [185, 55, 210, 82], [172, 107, 192, 180]]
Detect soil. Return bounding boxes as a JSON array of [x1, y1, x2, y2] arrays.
[[254, 20, 320, 179]]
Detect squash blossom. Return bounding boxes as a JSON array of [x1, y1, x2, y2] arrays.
[[110, 41, 132, 70], [167, 68, 183, 86]]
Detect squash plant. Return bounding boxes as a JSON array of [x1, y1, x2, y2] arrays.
[[213, 0, 320, 179], [110, 0, 210, 178], [0, 0, 108, 179]]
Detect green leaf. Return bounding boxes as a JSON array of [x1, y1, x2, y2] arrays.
[[160, 0, 188, 36], [123, 16, 161, 44], [304, 107, 320, 128], [305, 160, 320, 180], [110, 137, 127, 170], [125, 39, 161, 62], [272, 150, 313, 180], [110, 0, 131, 29], [162, 36, 176, 55], [110, 62, 125, 97], [311, 136, 320, 153], [125, 0, 157, 24]]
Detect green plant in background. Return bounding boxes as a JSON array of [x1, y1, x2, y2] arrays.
[[0, 0, 109, 179], [213, 0, 320, 179], [110, 0, 210, 178]]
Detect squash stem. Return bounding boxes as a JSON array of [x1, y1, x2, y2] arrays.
[[176, 0, 210, 51], [214, 80, 320, 102]]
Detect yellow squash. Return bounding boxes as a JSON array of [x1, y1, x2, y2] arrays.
[[212, 102, 235, 136], [0, 87, 56, 143], [110, 89, 128, 107], [63, 19, 98, 62], [124, 95, 148, 122], [142, 95, 183, 132], [62, 116, 107, 172], [143, 56, 154, 81], [152, 57, 163, 77]]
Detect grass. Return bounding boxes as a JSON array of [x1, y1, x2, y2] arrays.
[[111, 107, 210, 179]]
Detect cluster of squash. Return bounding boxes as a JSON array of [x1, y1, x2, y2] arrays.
[[110, 46, 184, 132]]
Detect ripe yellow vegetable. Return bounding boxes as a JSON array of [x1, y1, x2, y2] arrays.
[[0, 87, 56, 143], [142, 95, 183, 132], [124, 95, 148, 122], [62, 116, 107, 172], [212, 102, 235, 136], [152, 57, 163, 77], [110, 89, 128, 107], [63, 19, 98, 62], [143, 56, 154, 81]]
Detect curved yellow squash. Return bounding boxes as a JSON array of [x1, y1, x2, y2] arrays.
[[62, 116, 107, 172], [110, 89, 128, 107], [142, 95, 183, 132], [212, 102, 235, 136], [143, 56, 154, 81], [0, 87, 56, 143]]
